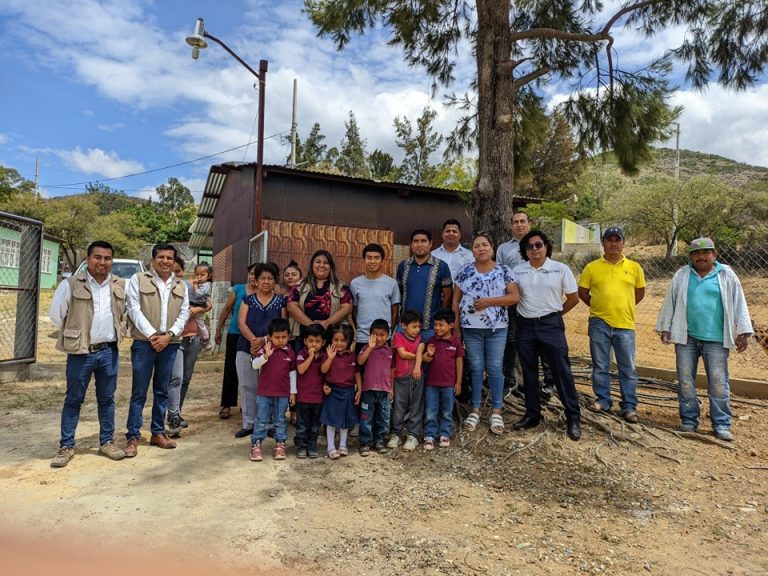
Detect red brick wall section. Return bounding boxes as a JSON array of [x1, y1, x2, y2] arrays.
[[263, 219, 394, 285]]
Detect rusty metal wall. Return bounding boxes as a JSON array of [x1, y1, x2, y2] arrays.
[[262, 170, 472, 246], [264, 219, 393, 285], [213, 167, 255, 283]]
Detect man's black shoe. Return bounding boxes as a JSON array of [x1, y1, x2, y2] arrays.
[[234, 427, 253, 438], [567, 422, 581, 441], [512, 415, 542, 430]]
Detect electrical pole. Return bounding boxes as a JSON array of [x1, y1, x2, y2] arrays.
[[670, 123, 680, 256]]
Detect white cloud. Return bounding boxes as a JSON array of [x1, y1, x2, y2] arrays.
[[665, 85, 768, 167], [96, 123, 125, 132], [57, 147, 145, 178], [134, 185, 156, 201], [0, 133, 8, 145]]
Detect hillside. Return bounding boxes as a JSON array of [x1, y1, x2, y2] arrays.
[[587, 148, 768, 188]]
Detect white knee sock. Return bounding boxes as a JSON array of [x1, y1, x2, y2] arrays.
[[339, 428, 348, 449], [326, 426, 336, 452]]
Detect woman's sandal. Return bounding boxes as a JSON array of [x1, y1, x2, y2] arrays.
[[463, 412, 480, 432], [338, 446, 349, 457], [219, 407, 231, 420], [328, 449, 340, 460], [489, 413, 505, 435]]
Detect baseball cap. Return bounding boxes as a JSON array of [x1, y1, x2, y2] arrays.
[[688, 237, 715, 253], [602, 226, 624, 240]]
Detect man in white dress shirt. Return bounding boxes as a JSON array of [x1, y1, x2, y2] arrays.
[[123, 243, 189, 457], [49, 241, 127, 467], [431, 219, 474, 280]]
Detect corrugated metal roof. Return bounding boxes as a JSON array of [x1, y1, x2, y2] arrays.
[[188, 163, 240, 248]]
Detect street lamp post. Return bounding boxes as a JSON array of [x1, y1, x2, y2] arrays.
[[186, 18, 268, 237]]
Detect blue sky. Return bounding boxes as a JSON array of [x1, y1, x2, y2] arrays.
[[1, 0, 767, 202]]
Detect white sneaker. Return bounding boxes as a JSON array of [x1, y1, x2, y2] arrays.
[[386, 435, 401, 449], [403, 435, 419, 451]]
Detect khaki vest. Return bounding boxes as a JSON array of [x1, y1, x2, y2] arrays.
[[56, 271, 126, 355], [127, 271, 186, 342], [290, 281, 348, 338]]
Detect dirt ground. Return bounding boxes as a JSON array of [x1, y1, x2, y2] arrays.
[[1, 357, 767, 576]]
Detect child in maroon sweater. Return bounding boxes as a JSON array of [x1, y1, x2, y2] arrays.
[[357, 318, 394, 456], [249, 319, 296, 462], [294, 323, 326, 459], [319, 324, 361, 459], [422, 309, 464, 449]]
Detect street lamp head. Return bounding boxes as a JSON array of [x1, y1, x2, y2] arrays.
[[185, 18, 208, 54]]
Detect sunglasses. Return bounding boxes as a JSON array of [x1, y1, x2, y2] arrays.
[[526, 241, 545, 250]]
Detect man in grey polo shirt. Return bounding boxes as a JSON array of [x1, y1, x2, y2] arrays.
[[350, 243, 400, 349], [496, 210, 554, 398]]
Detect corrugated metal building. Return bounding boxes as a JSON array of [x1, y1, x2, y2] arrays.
[[189, 163, 539, 285]]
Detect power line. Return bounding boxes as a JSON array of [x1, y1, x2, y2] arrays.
[[42, 132, 286, 189]]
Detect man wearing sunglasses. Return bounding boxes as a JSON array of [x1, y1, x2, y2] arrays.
[[578, 226, 646, 424]]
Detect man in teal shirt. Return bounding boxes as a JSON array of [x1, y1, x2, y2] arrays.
[[656, 238, 752, 441]]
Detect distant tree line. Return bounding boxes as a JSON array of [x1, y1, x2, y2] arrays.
[[0, 174, 196, 270]]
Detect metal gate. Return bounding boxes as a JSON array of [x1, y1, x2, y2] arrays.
[[0, 212, 43, 364]]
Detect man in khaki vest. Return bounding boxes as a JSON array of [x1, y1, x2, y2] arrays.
[[124, 243, 189, 457], [49, 240, 127, 467]]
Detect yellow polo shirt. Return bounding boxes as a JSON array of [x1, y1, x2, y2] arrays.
[[578, 256, 646, 329]]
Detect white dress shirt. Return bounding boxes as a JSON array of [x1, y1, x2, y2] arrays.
[[431, 244, 475, 280], [126, 268, 190, 339], [49, 272, 116, 344]]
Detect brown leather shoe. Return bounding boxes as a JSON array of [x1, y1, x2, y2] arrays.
[[123, 437, 139, 458], [150, 433, 177, 449]]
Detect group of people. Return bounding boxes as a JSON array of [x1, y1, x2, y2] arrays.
[[49, 242, 211, 467], [49, 212, 754, 467]]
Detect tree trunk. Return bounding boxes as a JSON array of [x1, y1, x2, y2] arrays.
[[473, 0, 514, 247]]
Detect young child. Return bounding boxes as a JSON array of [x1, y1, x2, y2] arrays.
[[319, 323, 361, 459], [188, 263, 214, 351], [249, 318, 296, 462], [294, 323, 325, 459], [421, 309, 464, 449], [356, 318, 394, 456], [388, 310, 425, 451]]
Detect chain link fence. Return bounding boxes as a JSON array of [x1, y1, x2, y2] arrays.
[[0, 212, 43, 364], [561, 246, 768, 383]]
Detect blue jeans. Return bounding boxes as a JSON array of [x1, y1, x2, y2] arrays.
[[675, 337, 732, 431], [126, 340, 179, 439], [60, 344, 119, 448], [252, 396, 289, 443], [424, 385, 455, 439], [359, 390, 391, 446], [588, 317, 638, 412], [463, 327, 507, 410]]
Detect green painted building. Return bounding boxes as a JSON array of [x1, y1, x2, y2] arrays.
[[0, 227, 61, 289]]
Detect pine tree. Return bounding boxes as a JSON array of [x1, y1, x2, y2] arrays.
[[394, 107, 443, 185], [305, 0, 768, 245], [335, 111, 370, 177]]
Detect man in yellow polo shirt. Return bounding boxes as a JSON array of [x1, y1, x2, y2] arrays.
[[578, 226, 646, 423]]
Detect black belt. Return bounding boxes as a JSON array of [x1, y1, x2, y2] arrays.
[[89, 341, 116, 353], [518, 311, 560, 321]]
